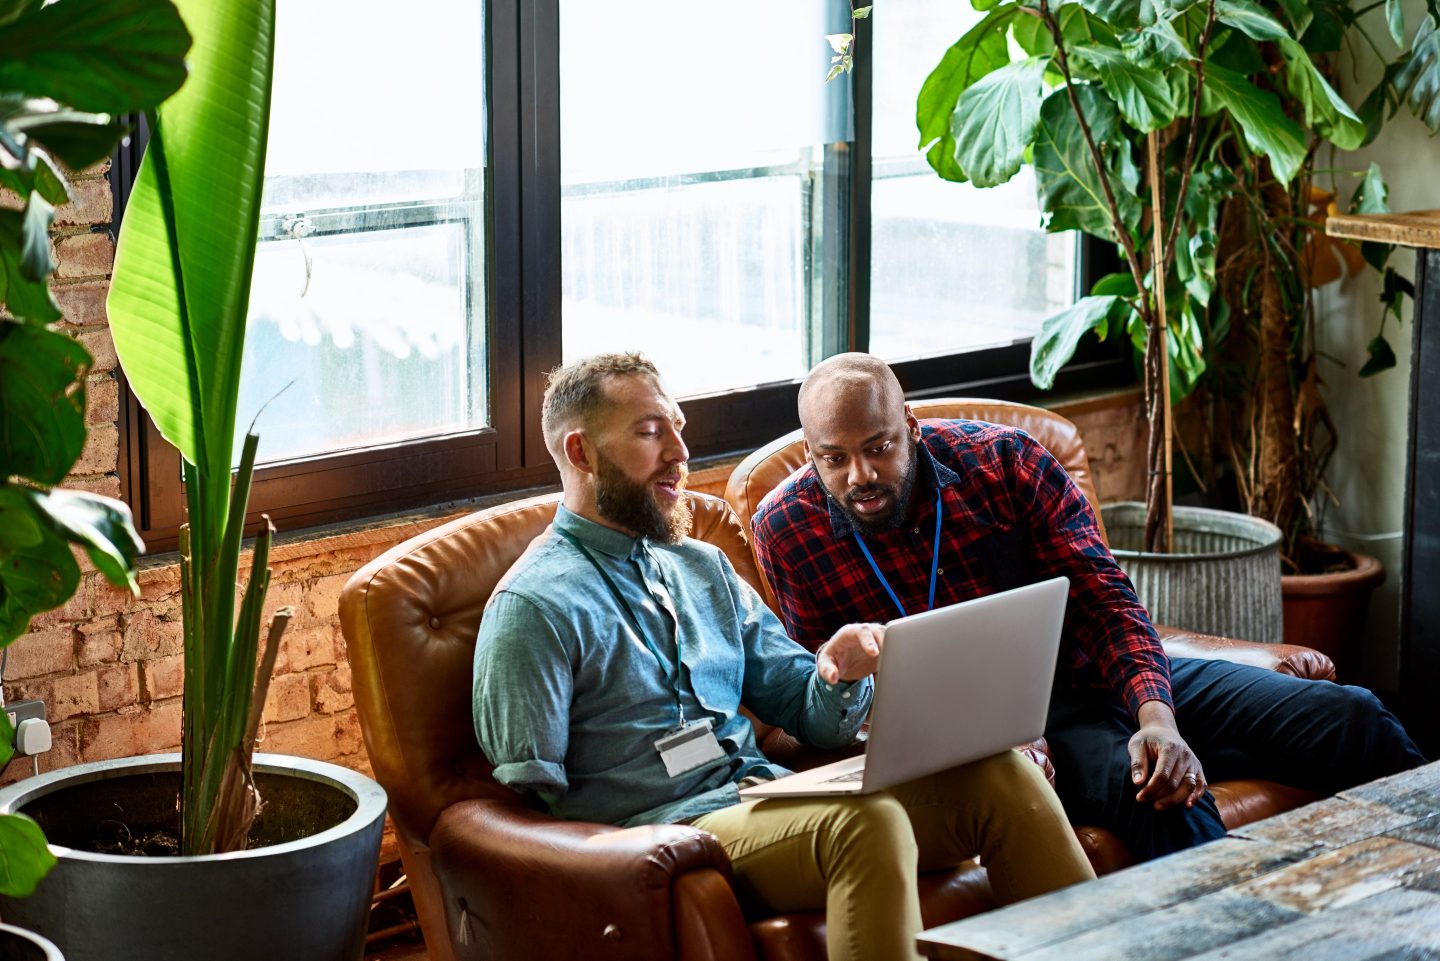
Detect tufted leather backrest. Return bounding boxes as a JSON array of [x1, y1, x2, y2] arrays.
[[724, 397, 1107, 547], [339, 490, 764, 850]]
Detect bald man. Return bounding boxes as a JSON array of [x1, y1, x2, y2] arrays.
[[475, 353, 1094, 961], [750, 353, 1425, 861]]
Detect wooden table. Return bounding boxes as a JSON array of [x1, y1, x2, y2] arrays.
[[918, 761, 1440, 961]]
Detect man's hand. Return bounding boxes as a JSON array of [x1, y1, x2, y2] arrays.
[[815, 623, 885, 684], [1128, 701, 1207, 811]]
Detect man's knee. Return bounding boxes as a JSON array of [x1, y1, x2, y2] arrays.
[[820, 794, 917, 871]]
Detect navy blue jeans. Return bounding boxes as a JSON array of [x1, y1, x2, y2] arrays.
[[1043, 657, 1427, 862]]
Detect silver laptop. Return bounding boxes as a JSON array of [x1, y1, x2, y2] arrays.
[[739, 576, 1069, 799]]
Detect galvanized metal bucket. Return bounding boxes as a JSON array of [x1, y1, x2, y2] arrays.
[[1101, 502, 1284, 644]]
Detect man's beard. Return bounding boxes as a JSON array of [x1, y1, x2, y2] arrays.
[[828, 437, 919, 535], [595, 453, 692, 544]]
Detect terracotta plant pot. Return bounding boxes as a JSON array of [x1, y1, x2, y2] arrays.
[[1281, 550, 1384, 682]]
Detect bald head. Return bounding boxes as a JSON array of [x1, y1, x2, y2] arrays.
[[798, 352, 907, 435]]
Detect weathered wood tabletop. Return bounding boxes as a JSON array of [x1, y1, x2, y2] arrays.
[[918, 762, 1440, 961]]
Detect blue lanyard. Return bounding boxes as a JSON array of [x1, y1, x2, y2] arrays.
[[557, 528, 685, 719], [852, 485, 943, 619]]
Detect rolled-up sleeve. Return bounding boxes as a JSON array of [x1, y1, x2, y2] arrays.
[[726, 557, 872, 749], [473, 591, 573, 802]]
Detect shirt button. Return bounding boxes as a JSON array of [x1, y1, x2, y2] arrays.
[[842, 691, 852, 700], [937, 568, 944, 575], [912, 528, 920, 535]]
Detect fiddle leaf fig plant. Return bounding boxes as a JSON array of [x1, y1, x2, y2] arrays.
[[919, 0, 1439, 561], [0, 0, 190, 894]]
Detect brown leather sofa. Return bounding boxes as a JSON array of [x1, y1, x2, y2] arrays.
[[338, 399, 1331, 961]]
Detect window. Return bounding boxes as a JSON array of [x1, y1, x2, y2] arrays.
[[868, 0, 1077, 364], [118, 0, 1125, 551]]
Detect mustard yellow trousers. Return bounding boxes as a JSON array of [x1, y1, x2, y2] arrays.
[[690, 750, 1094, 961]]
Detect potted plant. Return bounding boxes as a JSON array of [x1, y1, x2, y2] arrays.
[[1, 0, 166, 935], [0, 1, 386, 957], [910, 0, 1438, 644]]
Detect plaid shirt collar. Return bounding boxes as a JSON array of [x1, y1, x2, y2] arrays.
[[822, 433, 961, 540]]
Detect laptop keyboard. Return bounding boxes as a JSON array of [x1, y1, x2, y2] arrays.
[[820, 769, 865, 784]]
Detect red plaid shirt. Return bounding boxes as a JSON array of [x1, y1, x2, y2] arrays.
[[750, 420, 1172, 718]]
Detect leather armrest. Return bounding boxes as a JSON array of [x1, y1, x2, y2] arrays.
[[1158, 626, 1337, 682], [430, 799, 740, 959]]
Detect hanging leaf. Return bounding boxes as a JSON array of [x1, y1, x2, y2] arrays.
[[0, 814, 56, 897], [0, 322, 90, 485], [917, 4, 1017, 152], [1121, 15, 1193, 68], [1092, 271, 1139, 297], [1033, 85, 1143, 241], [1073, 44, 1183, 131], [1215, 0, 1290, 43], [0, 507, 80, 645], [0, 0, 190, 113], [0, 210, 61, 323], [1199, 62, 1307, 184], [1030, 295, 1122, 390], [1277, 39, 1365, 149], [1273, 0, 1314, 37], [1359, 335, 1397, 377], [1396, 14, 1440, 133], [949, 56, 1049, 187], [1386, 0, 1406, 49], [29, 488, 143, 593], [1353, 161, 1389, 214]]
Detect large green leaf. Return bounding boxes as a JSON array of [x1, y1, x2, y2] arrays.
[[8, 101, 131, 171], [1199, 61, 1307, 184], [0, 0, 189, 113], [1073, 44, 1183, 131], [31, 489, 143, 593], [1396, 14, 1440, 133], [1121, 14, 1193, 67], [1034, 85, 1143, 241], [1215, 0, 1290, 42], [1277, 38, 1365, 149], [0, 813, 55, 897], [950, 57, 1049, 187], [108, 0, 275, 513], [1273, 0, 1314, 37], [18, 192, 53, 281], [0, 500, 80, 646], [0, 211, 60, 324], [917, 4, 1017, 151], [1031, 295, 1121, 389], [0, 322, 89, 484]]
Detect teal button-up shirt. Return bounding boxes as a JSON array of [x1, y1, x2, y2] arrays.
[[473, 505, 872, 827]]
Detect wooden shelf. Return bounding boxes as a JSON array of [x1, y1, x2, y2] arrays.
[[1325, 210, 1440, 249]]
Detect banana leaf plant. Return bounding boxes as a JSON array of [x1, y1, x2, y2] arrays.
[[0, 0, 189, 890], [107, 0, 285, 856], [917, 0, 1440, 558]]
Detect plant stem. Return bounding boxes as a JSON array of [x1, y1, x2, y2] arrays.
[[1039, 0, 1151, 310], [1146, 131, 1174, 553]]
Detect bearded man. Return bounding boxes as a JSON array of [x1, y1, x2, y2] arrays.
[[750, 352, 1426, 862], [472, 353, 1095, 961]]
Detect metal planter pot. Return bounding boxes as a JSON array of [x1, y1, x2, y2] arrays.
[[0, 753, 386, 961], [0, 923, 64, 960], [1101, 502, 1284, 644]]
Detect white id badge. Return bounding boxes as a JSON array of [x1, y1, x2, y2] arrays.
[[654, 718, 725, 778]]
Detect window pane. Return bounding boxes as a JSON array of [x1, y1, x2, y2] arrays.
[[240, 0, 486, 466], [559, 0, 852, 399], [869, 0, 1075, 363]]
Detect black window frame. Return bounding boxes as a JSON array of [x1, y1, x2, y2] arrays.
[[114, 2, 1130, 553]]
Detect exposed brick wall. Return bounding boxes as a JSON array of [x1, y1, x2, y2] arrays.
[[6, 165, 1147, 877]]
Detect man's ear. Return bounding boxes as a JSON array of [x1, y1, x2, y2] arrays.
[[903, 403, 921, 443], [563, 430, 595, 475], [802, 439, 812, 462]]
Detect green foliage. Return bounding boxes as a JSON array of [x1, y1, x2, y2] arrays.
[[0, 0, 181, 900], [107, 0, 279, 857]]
